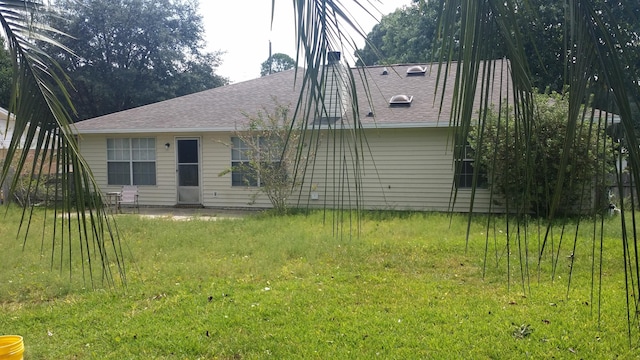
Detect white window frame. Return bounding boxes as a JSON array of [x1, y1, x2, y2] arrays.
[[230, 136, 281, 187], [107, 138, 157, 186], [455, 143, 487, 189]]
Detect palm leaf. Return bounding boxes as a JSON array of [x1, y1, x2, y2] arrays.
[[434, 0, 639, 336], [286, 0, 640, 339], [287, 0, 384, 232], [0, 1, 126, 287]]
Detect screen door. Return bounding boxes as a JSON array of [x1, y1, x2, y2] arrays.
[[176, 138, 200, 204]]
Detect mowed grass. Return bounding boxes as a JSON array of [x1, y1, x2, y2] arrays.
[[0, 207, 637, 359]]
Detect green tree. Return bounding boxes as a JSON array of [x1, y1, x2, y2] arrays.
[[517, 0, 640, 94], [50, 0, 228, 120], [355, 1, 439, 65], [471, 92, 613, 216], [260, 53, 296, 76], [0, 37, 12, 109], [219, 100, 311, 215]]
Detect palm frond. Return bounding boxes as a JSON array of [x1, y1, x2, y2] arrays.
[[287, 0, 384, 232], [435, 0, 640, 336], [282, 0, 640, 340], [0, 1, 126, 286]]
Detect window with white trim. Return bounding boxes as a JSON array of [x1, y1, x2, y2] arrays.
[[107, 138, 156, 185], [230, 137, 281, 187], [455, 143, 487, 189]]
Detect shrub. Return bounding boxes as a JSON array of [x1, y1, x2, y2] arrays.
[[471, 91, 614, 216], [219, 99, 314, 215]]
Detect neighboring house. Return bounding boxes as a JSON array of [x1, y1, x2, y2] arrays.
[[1, 107, 14, 158], [0, 107, 57, 169], [73, 57, 511, 212], [0, 107, 9, 203], [1, 107, 60, 204]]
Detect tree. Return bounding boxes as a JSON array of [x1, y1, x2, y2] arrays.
[[357, 0, 640, 97], [0, 1, 126, 285], [471, 92, 613, 216], [219, 100, 311, 215], [260, 53, 295, 76], [355, 1, 439, 65], [49, 0, 228, 120], [0, 37, 13, 109]]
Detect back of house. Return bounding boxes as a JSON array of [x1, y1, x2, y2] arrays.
[[73, 58, 512, 213]]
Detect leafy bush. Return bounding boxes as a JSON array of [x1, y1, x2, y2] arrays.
[[11, 174, 62, 206], [219, 100, 314, 215], [471, 91, 614, 216]]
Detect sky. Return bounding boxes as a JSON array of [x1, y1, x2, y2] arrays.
[[199, 0, 412, 83]]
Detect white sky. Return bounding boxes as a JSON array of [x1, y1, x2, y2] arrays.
[[199, 0, 412, 83]]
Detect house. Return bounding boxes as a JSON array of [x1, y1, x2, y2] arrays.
[[1, 107, 38, 203], [0, 107, 10, 203], [1, 107, 17, 159], [1, 107, 55, 163], [73, 58, 511, 212]]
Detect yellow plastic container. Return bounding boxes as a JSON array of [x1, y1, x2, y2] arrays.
[[0, 335, 24, 360]]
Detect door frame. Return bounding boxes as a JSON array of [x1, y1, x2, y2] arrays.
[[175, 137, 202, 205]]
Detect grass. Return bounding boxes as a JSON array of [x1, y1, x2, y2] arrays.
[[0, 206, 638, 359]]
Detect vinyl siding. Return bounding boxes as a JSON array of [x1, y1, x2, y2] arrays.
[[295, 127, 497, 212], [200, 133, 273, 209], [79, 133, 177, 206], [79, 127, 499, 212]]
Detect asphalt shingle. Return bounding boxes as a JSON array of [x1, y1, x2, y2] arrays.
[[73, 61, 510, 134]]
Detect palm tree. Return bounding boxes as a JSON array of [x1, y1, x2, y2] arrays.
[[0, 1, 125, 286], [286, 0, 639, 336]]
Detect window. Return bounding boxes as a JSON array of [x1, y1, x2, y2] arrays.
[[107, 138, 156, 185], [455, 143, 487, 189], [231, 137, 257, 186], [231, 137, 281, 187]]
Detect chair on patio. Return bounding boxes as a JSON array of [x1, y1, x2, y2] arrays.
[[117, 185, 139, 213]]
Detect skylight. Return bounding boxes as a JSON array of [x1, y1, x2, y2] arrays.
[[406, 65, 426, 76], [389, 94, 413, 106]]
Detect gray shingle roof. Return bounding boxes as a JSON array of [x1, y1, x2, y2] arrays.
[[73, 61, 510, 134]]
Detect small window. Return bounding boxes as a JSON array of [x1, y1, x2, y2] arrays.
[[230, 137, 283, 187], [455, 143, 487, 189], [389, 94, 413, 106], [406, 65, 426, 76], [231, 137, 257, 187]]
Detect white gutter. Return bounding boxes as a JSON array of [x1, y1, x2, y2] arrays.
[[73, 121, 452, 135]]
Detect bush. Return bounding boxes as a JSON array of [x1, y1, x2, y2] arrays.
[[219, 99, 314, 215], [11, 174, 63, 207], [471, 91, 614, 216]]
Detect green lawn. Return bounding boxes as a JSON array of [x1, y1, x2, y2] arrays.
[[0, 208, 637, 359]]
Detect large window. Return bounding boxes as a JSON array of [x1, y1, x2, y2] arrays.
[[230, 137, 281, 187], [455, 143, 487, 189], [107, 138, 156, 185]]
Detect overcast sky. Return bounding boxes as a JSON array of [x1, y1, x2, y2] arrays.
[[199, 0, 411, 83]]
